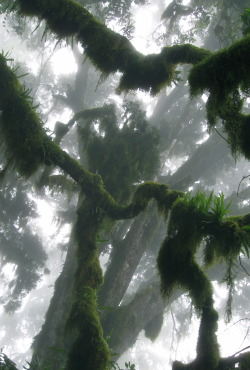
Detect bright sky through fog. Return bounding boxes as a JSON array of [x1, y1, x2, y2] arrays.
[[132, 4, 161, 54], [1, 2, 249, 369], [51, 47, 77, 75]]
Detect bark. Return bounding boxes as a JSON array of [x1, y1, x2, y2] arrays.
[[164, 132, 230, 191], [98, 205, 160, 308], [31, 240, 77, 369], [101, 282, 167, 357]]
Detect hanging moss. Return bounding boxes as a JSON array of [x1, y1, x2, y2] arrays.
[[189, 36, 250, 157], [189, 35, 250, 100], [118, 54, 176, 95], [158, 191, 250, 314], [78, 102, 161, 204], [238, 114, 250, 159], [157, 236, 213, 311], [13, 0, 212, 94], [0, 54, 48, 177]]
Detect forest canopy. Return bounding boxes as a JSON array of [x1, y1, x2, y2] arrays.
[[0, 0, 250, 369]]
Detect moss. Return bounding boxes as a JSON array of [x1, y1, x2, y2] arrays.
[[196, 298, 220, 369], [189, 36, 250, 145], [0, 54, 48, 177], [157, 234, 212, 311], [157, 190, 250, 314], [66, 287, 110, 370], [172, 301, 220, 370], [66, 199, 110, 370], [13, 0, 211, 94], [18, 0, 89, 36], [132, 182, 168, 210], [189, 35, 250, 98], [238, 114, 250, 159], [204, 216, 250, 266], [239, 353, 250, 370], [162, 44, 211, 65], [118, 54, 176, 95]]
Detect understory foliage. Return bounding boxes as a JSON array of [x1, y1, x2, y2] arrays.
[[0, 0, 250, 370]]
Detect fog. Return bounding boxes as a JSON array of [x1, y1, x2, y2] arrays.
[[0, 1, 250, 369]]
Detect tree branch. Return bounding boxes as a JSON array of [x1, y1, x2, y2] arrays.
[[13, 0, 211, 94]]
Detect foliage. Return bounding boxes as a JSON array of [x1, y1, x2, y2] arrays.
[[241, 8, 250, 35], [158, 190, 250, 312], [1, 1, 250, 370], [110, 359, 136, 370], [0, 172, 47, 312], [79, 101, 160, 202], [0, 351, 18, 370]]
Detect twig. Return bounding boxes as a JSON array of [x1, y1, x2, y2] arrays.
[[231, 345, 250, 358], [239, 255, 250, 277], [214, 127, 229, 144], [237, 175, 250, 199]]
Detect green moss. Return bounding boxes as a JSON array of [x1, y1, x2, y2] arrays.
[[196, 298, 220, 369], [238, 114, 250, 159], [162, 44, 211, 65], [132, 182, 168, 210], [157, 233, 213, 311], [66, 287, 110, 370], [18, 0, 88, 36], [78, 102, 161, 205], [0, 54, 48, 177], [203, 215, 250, 267], [189, 36, 250, 150], [66, 199, 110, 370], [118, 54, 176, 95], [189, 35, 250, 98], [158, 190, 250, 314], [239, 353, 250, 369], [13, 0, 211, 94]]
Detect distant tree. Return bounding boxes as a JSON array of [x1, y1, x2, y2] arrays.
[[0, 1, 250, 370]]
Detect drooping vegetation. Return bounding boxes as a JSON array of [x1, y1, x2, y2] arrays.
[[0, 0, 250, 369]]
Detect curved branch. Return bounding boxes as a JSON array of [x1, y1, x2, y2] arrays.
[[0, 53, 183, 222], [13, 0, 211, 94]]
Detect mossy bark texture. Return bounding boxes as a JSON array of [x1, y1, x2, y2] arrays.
[[65, 197, 110, 370]]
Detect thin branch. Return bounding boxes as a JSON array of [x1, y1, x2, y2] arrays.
[[217, 318, 250, 337], [239, 255, 250, 277], [237, 175, 250, 199], [214, 127, 229, 144], [231, 345, 250, 358]]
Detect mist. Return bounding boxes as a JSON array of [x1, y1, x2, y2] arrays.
[[0, 1, 250, 369]]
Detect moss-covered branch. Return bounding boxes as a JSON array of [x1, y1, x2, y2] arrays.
[[0, 52, 182, 221], [65, 197, 109, 370], [189, 35, 250, 158], [157, 191, 250, 369], [10, 0, 250, 161], [11, 0, 210, 94]]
